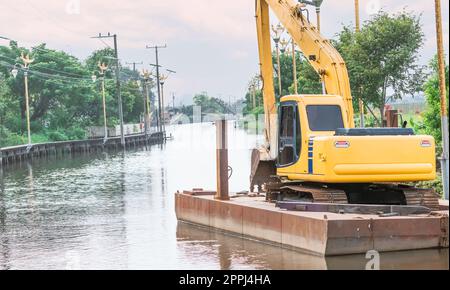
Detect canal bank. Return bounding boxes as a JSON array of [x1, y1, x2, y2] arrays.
[[0, 131, 165, 167]]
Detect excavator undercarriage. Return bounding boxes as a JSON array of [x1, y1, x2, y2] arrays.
[[263, 179, 440, 211]]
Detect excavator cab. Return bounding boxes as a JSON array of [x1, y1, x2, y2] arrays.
[[277, 98, 345, 168], [276, 95, 436, 184]]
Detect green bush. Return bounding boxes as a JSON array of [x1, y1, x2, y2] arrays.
[[31, 134, 50, 144], [48, 130, 69, 142], [5, 134, 25, 147], [413, 173, 443, 198], [66, 127, 86, 140]]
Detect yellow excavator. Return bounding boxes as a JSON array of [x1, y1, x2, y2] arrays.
[[250, 0, 440, 209]]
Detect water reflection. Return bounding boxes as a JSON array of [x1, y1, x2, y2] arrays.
[[0, 123, 448, 269], [176, 223, 449, 270]]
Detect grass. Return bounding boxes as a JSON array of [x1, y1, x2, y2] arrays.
[[0, 133, 50, 148]]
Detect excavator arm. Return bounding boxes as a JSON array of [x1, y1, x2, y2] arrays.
[[255, 0, 355, 131], [255, 0, 278, 161]]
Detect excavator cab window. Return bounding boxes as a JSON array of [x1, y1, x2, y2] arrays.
[[278, 102, 301, 167], [306, 105, 344, 131]]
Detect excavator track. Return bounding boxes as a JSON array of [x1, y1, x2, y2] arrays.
[[281, 185, 348, 204], [265, 181, 347, 204], [264, 180, 440, 211], [400, 185, 441, 211]]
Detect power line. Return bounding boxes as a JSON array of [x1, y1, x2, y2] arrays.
[[0, 54, 92, 80]]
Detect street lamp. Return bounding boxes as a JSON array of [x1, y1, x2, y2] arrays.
[[159, 69, 176, 128], [280, 38, 289, 54], [291, 39, 298, 95], [11, 53, 34, 151], [271, 23, 285, 98], [11, 67, 18, 78], [249, 80, 256, 109], [94, 62, 109, 144], [299, 0, 323, 32], [140, 69, 152, 137], [280, 37, 299, 94]]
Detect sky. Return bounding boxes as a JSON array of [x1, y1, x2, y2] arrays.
[[0, 0, 448, 105]]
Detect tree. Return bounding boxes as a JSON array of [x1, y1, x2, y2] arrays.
[[275, 51, 322, 98], [244, 51, 321, 114], [0, 42, 149, 146], [0, 72, 12, 146], [85, 48, 146, 125], [193, 92, 230, 114], [0, 43, 95, 139], [422, 57, 449, 147], [334, 11, 425, 124]]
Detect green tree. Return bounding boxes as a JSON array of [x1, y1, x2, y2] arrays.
[[422, 57, 449, 147], [85, 48, 146, 126], [0, 42, 148, 146], [244, 52, 321, 114], [334, 11, 425, 124], [274, 51, 322, 98], [193, 92, 230, 114], [0, 43, 95, 140], [0, 72, 12, 146]]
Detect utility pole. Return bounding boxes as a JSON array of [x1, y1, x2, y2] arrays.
[[355, 0, 360, 32], [355, 0, 365, 128], [91, 33, 125, 147], [146, 44, 167, 133], [126, 61, 143, 73], [434, 0, 449, 200]]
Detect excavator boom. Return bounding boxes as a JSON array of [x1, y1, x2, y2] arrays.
[[256, 0, 355, 132]]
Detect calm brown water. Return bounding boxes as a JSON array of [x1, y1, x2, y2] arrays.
[[0, 123, 448, 269]]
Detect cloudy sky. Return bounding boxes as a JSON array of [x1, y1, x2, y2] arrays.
[[0, 0, 448, 105]]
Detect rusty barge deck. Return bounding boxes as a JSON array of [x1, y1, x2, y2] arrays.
[[175, 191, 449, 256]]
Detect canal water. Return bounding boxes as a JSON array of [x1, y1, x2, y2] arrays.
[[0, 122, 448, 270]]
